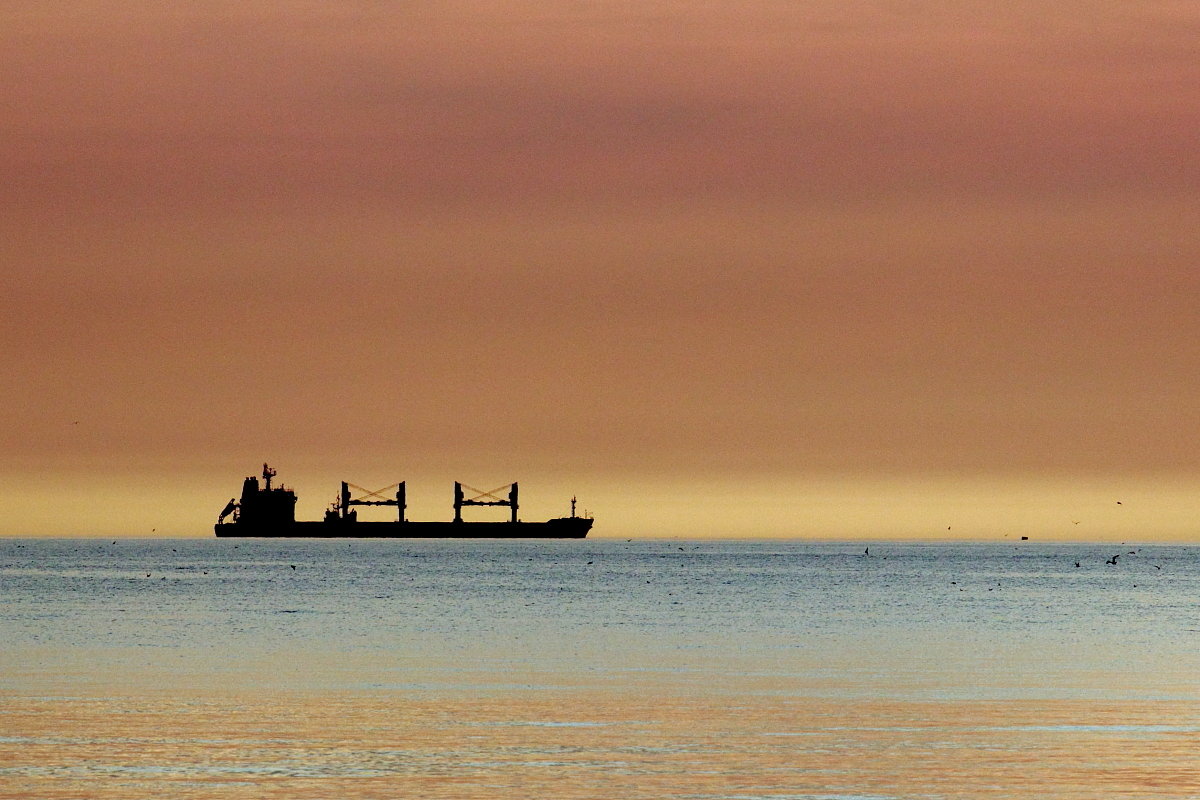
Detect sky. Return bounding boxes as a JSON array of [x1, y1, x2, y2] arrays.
[[2, 1, 1198, 538]]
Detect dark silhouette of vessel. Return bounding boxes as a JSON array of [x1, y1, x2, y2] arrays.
[[215, 464, 593, 538]]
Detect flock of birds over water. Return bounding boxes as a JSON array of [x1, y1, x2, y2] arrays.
[[2, 495, 1170, 589], [6, 522, 1172, 592]]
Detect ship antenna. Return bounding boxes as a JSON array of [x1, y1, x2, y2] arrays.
[[571, 496, 577, 518]]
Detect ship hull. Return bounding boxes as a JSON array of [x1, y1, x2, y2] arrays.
[[215, 518, 592, 539]]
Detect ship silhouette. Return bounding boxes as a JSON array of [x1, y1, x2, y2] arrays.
[[215, 464, 593, 538]]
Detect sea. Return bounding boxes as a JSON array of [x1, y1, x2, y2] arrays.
[[2, 538, 1198, 799]]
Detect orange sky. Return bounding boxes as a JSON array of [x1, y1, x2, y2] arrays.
[[2, 1, 1198, 537]]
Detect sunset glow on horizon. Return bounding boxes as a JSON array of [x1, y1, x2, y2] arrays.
[[3, 1, 1198, 538]]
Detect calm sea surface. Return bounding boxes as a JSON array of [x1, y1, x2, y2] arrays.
[[2, 538, 1198, 798]]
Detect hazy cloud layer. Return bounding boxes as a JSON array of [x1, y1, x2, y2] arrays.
[[2, 1, 1198, 534]]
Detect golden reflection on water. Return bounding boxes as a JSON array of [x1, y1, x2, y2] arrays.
[[3, 685, 1198, 799]]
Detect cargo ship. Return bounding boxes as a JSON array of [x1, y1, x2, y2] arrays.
[[215, 464, 592, 538]]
